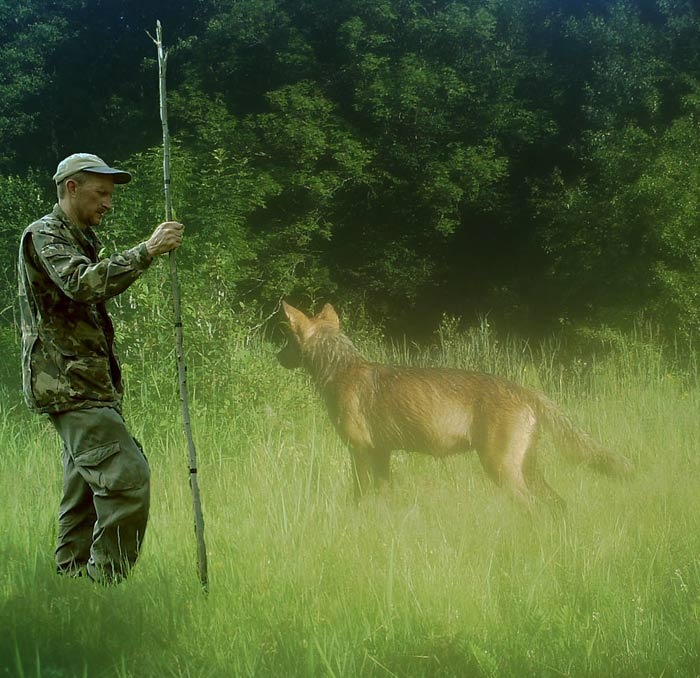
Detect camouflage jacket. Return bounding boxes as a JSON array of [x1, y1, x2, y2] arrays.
[[18, 204, 153, 414]]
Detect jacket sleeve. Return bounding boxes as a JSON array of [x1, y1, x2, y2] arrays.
[[30, 222, 153, 304]]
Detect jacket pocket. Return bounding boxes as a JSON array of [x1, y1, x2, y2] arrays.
[[74, 441, 150, 492], [60, 354, 116, 400], [22, 333, 40, 400], [26, 336, 63, 407]]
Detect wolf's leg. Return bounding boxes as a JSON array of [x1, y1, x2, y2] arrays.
[[370, 449, 392, 488], [478, 447, 533, 507], [499, 465, 535, 508], [350, 448, 391, 499], [350, 447, 372, 500], [523, 449, 567, 512], [477, 407, 539, 508]]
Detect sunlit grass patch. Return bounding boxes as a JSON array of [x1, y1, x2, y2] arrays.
[[1, 329, 699, 677]]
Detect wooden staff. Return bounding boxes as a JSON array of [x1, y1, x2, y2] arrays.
[[153, 20, 209, 592]]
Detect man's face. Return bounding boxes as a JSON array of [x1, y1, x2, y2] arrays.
[[69, 173, 115, 229]]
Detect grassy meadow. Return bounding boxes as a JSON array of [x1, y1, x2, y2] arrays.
[[1, 318, 700, 677]]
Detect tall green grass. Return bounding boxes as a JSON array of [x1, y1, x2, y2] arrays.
[[1, 322, 699, 677]]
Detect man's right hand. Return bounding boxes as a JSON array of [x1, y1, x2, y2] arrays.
[[145, 221, 184, 257]]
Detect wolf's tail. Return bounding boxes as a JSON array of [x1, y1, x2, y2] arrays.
[[532, 391, 634, 477]]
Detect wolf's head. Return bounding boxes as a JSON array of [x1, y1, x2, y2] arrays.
[[277, 301, 341, 369]]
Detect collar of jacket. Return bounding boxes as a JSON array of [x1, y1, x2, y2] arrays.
[[51, 203, 104, 261]]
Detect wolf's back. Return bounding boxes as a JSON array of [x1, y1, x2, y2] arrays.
[[532, 391, 634, 477]]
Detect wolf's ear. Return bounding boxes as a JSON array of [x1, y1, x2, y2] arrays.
[[282, 301, 310, 334], [317, 303, 340, 327]]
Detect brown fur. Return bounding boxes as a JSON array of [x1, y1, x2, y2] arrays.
[[278, 302, 634, 509]]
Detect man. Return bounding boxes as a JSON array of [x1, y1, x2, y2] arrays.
[[18, 152, 184, 584]]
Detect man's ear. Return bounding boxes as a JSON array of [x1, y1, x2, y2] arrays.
[[65, 178, 79, 197]]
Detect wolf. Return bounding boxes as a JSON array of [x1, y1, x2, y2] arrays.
[[278, 302, 633, 509]]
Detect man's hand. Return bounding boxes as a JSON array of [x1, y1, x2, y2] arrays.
[[145, 221, 184, 257]]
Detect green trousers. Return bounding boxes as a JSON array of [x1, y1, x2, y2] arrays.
[[49, 406, 150, 584]]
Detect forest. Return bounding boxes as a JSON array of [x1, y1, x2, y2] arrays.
[[2, 0, 700, 344]]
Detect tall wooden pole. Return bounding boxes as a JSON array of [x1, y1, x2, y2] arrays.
[[153, 20, 209, 592]]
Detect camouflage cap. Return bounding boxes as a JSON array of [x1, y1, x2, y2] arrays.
[[53, 153, 132, 185]]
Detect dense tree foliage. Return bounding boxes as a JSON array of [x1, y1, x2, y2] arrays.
[[2, 0, 700, 339]]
